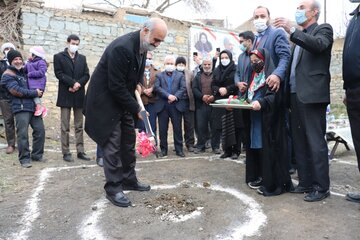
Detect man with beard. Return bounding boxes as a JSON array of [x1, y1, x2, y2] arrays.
[[192, 57, 215, 154], [84, 18, 167, 207]]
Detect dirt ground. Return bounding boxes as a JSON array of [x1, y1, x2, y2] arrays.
[[0, 119, 359, 240]]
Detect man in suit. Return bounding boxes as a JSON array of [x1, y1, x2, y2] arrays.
[[274, 0, 334, 202], [54, 34, 90, 162], [84, 18, 167, 207], [342, 0, 360, 204], [252, 6, 291, 92], [154, 55, 187, 158]]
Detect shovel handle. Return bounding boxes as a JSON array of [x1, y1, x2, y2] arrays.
[[135, 90, 145, 111]]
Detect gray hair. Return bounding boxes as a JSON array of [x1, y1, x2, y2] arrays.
[[164, 55, 176, 63], [311, 0, 321, 21], [202, 54, 213, 62], [143, 19, 155, 31]]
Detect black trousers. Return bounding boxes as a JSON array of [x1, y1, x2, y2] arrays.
[[183, 109, 195, 148], [102, 113, 138, 196], [246, 148, 263, 183], [15, 112, 45, 164], [195, 104, 211, 150], [290, 94, 329, 191], [346, 86, 360, 172]]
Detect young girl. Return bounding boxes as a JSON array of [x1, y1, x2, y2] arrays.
[[244, 48, 293, 196], [25, 46, 48, 117]]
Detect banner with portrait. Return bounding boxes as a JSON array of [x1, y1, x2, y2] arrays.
[[189, 26, 242, 69]]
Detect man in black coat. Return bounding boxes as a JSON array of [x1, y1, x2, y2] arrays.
[[275, 0, 333, 202], [53, 34, 90, 162], [343, 0, 360, 204], [84, 18, 168, 207]]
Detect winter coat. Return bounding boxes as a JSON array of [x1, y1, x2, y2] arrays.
[[0, 66, 38, 114], [53, 49, 90, 108], [84, 30, 145, 146], [0, 59, 10, 100], [24, 57, 47, 90]]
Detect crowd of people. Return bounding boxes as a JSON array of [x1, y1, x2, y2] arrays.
[[0, 0, 359, 208]]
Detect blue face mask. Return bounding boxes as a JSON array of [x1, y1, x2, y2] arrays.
[[295, 9, 308, 25], [239, 43, 247, 52]]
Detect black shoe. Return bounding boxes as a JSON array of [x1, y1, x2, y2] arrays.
[[123, 182, 151, 191], [257, 186, 265, 195], [21, 162, 32, 168], [231, 153, 239, 159], [220, 152, 232, 159], [106, 192, 131, 207], [346, 192, 360, 203], [96, 157, 104, 167], [176, 151, 185, 157], [212, 148, 221, 154], [63, 153, 74, 162], [304, 190, 330, 202], [248, 178, 263, 189], [32, 157, 46, 162], [77, 152, 91, 161], [290, 185, 313, 194], [187, 146, 195, 152], [159, 150, 167, 157], [205, 140, 211, 149], [194, 148, 205, 154]]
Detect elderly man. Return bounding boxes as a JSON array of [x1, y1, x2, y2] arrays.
[[0, 42, 17, 154], [275, 0, 334, 202], [154, 55, 187, 158], [84, 18, 168, 207], [192, 56, 216, 154]]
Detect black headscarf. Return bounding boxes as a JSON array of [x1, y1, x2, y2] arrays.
[[213, 49, 236, 84]]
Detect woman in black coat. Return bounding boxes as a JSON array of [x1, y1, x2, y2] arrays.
[[244, 48, 293, 196], [211, 50, 243, 158]]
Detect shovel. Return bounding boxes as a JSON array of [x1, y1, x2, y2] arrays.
[[135, 90, 159, 158]]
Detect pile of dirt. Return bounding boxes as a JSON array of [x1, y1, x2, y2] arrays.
[[144, 192, 203, 222]]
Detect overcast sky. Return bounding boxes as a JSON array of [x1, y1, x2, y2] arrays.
[[44, 0, 359, 37]]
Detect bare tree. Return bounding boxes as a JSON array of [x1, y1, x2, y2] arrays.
[[98, 0, 210, 13], [0, 0, 25, 45]]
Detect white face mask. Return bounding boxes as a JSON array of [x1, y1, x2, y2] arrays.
[[253, 18, 268, 33], [221, 59, 230, 66], [145, 59, 153, 67], [69, 44, 79, 53], [176, 66, 185, 72], [165, 64, 175, 72]]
